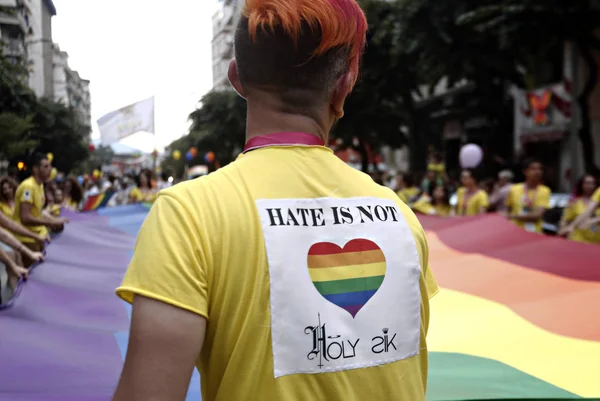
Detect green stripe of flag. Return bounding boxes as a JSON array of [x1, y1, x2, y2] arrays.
[[313, 275, 385, 296]]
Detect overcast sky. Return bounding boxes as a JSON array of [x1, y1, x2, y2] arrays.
[[51, 0, 218, 151]]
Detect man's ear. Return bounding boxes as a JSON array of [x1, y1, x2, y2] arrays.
[[330, 72, 353, 119], [228, 59, 247, 99]]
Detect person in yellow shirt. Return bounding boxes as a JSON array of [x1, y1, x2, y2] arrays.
[[394, 173, 420, 204], [560, 175, 600, 239], [62, 177, 84, 211], [412, 184, 452, 217], [0, 176, 17, 218], [128, 170, 157, 204], [427, 151, 446, 181], [13, 153, 68, 265], [455, 169, 489, 216], [559, 175, 600, 244], [505, 158, 551, 233], [113, 2, 438, 400]]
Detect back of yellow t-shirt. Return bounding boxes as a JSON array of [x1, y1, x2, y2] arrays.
[[13, 176, 47, 243], [117, 145, 438, 401], [506, 183, 551, 233]]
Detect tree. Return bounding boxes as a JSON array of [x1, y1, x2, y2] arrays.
[[457, 0, 600, 174], [0, 113, 38, 160], [336, 0, 417, 172], [29, 98, 91, 173], [163, 90, 247, 176], [1, 45, 92, 173]]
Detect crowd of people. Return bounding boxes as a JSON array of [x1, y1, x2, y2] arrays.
[[385, 155, 600, 244], [0, 153, 176, 304], [2, 150, 598, 303]]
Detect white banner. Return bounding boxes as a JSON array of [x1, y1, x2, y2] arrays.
[[97, 97, 155, 145]]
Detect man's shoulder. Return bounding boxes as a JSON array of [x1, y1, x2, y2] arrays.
[[510, 183, 524, 193], [17, 177, 35, 190], [540, 185, 552, 195], [160, 166, 238, 207]]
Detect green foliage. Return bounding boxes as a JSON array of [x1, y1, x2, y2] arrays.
[[0, 45, 91, 173], [0, 112, 38, 158], [168, 0, 600, 174], [30, 98, 91, 173], [454, 0, 600, 173], [162, 90, 246, 176]]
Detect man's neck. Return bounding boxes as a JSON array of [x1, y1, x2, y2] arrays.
[[245, 95, 330, 144], [32, 174, 42, 185], [465, 185, 477, 192], [525, 180, 539, 189]]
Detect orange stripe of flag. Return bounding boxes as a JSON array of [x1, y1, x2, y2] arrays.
[[308, 249, 386, 269]]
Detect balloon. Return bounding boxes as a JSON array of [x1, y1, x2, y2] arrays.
[[459, 144, 483, 168], [186, 151, 193, 161], [77, 176, 84, 185], [204, 151, 215, 163], [49, 167, 57, 181], [47, 152, 54, 163], [172, 150, 182, 160], [89, 144, 96, 152], [93, 169, 101, 179], [189, 147, 198, 157], [152, 149, 159, 158]]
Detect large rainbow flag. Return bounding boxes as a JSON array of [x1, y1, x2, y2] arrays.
[[0, 206, 598, 400], [422, 214, 600, 400]]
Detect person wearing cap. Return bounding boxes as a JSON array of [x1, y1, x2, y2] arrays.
[[113, 1, 438, 400]]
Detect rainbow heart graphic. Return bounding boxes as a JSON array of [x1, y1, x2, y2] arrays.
[[307, 239, 386, 318]]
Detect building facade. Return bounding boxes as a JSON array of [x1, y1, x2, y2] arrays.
[[26, 0, 55, 97], [211, 0, 241, 91], [0, 0, 33, 66], [52, 43, 92, 129]]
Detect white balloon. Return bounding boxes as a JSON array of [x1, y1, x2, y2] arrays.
[[459, 144, 483, 168]]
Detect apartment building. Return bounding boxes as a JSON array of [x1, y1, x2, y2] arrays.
[[0, 0, 33, 66], [27, 0, 55, 97], [53, 43, 92, 129], [211, 0, 241, 91]]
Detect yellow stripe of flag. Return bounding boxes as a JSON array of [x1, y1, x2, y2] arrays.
[[308, 261, 386, 283], [307, 249, 386, 269]]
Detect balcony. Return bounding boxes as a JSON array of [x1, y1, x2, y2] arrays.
[[4, 37, 25, 56], [0, 9, 29, 34]]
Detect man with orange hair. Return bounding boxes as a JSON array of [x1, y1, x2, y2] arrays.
[[113, 1, 438, 400]]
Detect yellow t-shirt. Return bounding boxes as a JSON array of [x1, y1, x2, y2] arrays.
[[0, 202, 13, 218], [593, 188, 600, 204], [428, 163, 445, 179], [117, 145, 439, 401], [455, 187, 489, 216], [396, 186, 420, 204], [13, 176, 48, 243], [563, 198, 600, 244], [129, 187, 157, 203], [506, 183, 551, 233], [412, 195, 451, 217]]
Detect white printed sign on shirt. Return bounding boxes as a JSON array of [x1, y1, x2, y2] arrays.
[[256, 197, 422, 378]]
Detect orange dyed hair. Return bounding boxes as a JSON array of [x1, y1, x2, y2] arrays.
[[242, 0, 367, 89], [235, 0, 367, 97]]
